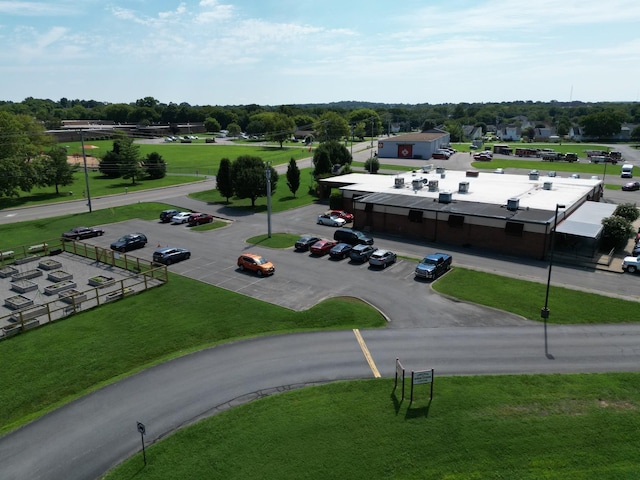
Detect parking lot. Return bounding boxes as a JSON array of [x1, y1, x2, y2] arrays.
[[76, 212, 533, 329]]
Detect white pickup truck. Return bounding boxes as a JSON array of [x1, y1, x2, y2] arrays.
[[622, 255, 640, 273]]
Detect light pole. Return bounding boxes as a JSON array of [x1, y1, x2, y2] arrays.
[[541, 203, 565, 358], [265, 162, 272, 238], [602, 160, 607, 198], [370, 116, 375, 158]]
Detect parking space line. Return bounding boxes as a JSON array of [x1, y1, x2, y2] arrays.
[[353, 329, 380, 378]]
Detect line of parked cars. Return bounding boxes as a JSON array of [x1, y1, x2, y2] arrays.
[[159, 209, 214, 226]]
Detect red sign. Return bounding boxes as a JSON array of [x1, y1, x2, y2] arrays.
[[397, 144, 413, 158]]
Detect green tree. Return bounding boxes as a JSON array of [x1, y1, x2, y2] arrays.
[[353, 122, 367, 141], [313, 140, 353, 172], [314, 112, 350, 142], [630, 125, 640, 142], [421, 120, 436, 131], [613, 203, 640, 223], [227, 122, 242, 137], [348, 109, 381, 138], [266, 113, 295, 148], [216, 157, 234, 203], [443, 121, 464, 142], [143, 152, 167, 180], [0, 111, 53, 197], [364, 157, 380, 173], [204, 117, 221, 133], [98, 150, 121, 178], [231, 155, 278, 207], [286, 158, 301, 197], [38, 146, 78, 194], [580, 110, 624, 138], [313, 149, 333, 178], [116, 135, 143, 185], [601, 215, 635, 251]]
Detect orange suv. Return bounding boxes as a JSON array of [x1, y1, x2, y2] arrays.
[[237, 253, 275, 276]]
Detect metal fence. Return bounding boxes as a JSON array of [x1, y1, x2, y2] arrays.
[[1, 239, 168, 340]]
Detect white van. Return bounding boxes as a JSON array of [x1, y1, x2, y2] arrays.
[[621, 164, 633, 178]]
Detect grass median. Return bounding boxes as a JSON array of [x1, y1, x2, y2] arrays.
[[105, 373, 640, 479]]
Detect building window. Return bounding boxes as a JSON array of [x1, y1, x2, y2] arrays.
[[365, 203, 373, 212], [408, 210, 423, 223], [448, 214, 464, 228], [505, 221, 524, 236]]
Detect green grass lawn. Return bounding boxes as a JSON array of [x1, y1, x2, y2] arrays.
[[105, 374, 640, 479], [433, 268, 639, 324], [0, 172, 202, 210], [62, 140, 312, 174], [0, 274, 386, 435]]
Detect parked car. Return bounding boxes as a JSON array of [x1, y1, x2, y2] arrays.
[[632, 243, 640, 256], [473, 152, 492, 161], [317, 214, 346, 227], [171, 212, 192, 224], [188, 213, 214, 226], [237, 253, 275, 276], [310, 239, 338, 256], [294, 235, 321, 251], [62, 226, 104, 241], [622, 255, 640, 273], [368, 249, 397, 268], [152, 247, 191, 265], [621, 181, 640, 191], [414, 252, 452, 279], [432, 150, 451, 159], [333, 227, 374, 246], [110, 233, 148, 252], [159, 209, 180, 223], [329, 242, 353, 259], [349, 244, 377, 263], [328, 210, 354, 222]]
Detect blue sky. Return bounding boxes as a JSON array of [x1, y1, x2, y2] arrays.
[[1, 0, 640, 106]]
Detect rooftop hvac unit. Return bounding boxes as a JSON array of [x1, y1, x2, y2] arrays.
[[412, 179, 423, 190], [529, 171, 539, 180], [507, 198, 520, 211], [436, 167, 445, 174], [428, 180, 439, 191], [438, 192, 452, 204], [458, 182, 469, 193], [543, 181, 553, 190], [394, 177, 404, 188]]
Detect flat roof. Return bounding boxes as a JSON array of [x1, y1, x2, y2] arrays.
[[322, 170, 602, 215]]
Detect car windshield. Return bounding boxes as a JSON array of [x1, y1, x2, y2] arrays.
[[255, 257, 267, 265], [421, 257, 437, 265]]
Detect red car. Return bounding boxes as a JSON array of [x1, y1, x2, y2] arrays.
[[310, 239, 338, 256], [329, 210, 354, 222], [188, 213, 214, 226]]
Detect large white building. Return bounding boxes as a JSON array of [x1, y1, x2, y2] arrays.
[[320, 169, 611, 259]]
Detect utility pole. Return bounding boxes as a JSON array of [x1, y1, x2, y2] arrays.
[[79, 130, 93, 213]]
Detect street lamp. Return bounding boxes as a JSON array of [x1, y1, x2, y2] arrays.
[[265, 162, 272, 238], [541, 203, 565, 358]]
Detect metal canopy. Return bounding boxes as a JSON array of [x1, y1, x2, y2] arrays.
[[556, 201, 617, 239]]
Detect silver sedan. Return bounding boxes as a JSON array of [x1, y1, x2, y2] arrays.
[[317, 214, 346, 227]]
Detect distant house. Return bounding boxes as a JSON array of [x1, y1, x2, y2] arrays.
[[533, 127, 556, 142], [462, 125, 483, 141], [500, 125, 521, 141]]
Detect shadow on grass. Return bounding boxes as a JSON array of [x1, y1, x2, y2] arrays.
[[0, 192, 73, 210], [405, 399, 432, 419]]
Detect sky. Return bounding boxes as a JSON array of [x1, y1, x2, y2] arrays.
[[1, 0, 640, 106]]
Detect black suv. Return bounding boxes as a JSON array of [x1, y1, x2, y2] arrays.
[[160, 209, 180, 223], [333, 227, 373, 246], [110, 233, 148, 252], [153, 247, 191, 265]]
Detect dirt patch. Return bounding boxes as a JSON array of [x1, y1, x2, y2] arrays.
[[67, 155, 100, 168]]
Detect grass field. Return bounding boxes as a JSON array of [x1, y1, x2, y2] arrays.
[[105, 374, 640, 479], [62, 140, 312, 174]]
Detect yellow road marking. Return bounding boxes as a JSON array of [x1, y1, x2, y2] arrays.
[[353, 329, 380, 378]]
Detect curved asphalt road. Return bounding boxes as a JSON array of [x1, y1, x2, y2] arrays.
[[2, 142, 640, 479]]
